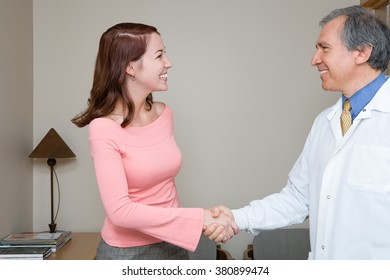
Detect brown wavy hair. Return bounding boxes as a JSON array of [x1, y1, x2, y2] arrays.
[[72, 23, 159, 128]]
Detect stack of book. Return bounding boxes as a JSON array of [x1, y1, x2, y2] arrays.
[[0, 231, 72, 260], [0, 246, 52, 260]]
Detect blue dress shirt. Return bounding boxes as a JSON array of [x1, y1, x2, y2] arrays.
[[342, 73, 388, 121]]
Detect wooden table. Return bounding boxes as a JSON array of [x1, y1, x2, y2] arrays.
[[47, 232, 101, 260]]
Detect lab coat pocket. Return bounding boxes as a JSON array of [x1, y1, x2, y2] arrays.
[[348, 145, 390, 194]]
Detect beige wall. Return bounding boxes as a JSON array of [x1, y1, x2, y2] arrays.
[[0, 0, 33, 237], [31, 0, 358, 259]]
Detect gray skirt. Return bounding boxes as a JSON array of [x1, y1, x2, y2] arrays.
[[96, 238, 190, 260]]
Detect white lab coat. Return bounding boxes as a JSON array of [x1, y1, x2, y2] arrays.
[[232, 78, 390, 259]]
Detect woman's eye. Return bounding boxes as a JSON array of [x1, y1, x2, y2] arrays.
[[155, 50, 166, 59]]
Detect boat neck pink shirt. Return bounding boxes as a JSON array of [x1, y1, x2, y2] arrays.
[[88, 105, 203, 251]]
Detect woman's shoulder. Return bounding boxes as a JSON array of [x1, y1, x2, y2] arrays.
[[89, 117, 121, 137], [152, 102, 174, 121], [90, 116, 120, 127], [153, 101, 167, 115]]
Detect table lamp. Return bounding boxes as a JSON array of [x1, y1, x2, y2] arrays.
[[29, 128, 76, 233]]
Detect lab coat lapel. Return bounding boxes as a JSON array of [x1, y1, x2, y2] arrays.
[[327, 77, 390, 149], [327, 98, 343, 145]]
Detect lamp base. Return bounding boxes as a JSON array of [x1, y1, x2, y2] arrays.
[[49, 223, 57, 233]]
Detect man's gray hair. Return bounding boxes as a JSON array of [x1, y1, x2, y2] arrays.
[[320, 5, 390, 72]]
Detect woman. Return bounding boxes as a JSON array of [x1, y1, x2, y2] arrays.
[[72, 23, 236, 259]]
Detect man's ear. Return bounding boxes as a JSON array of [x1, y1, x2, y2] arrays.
[[355, 45, 372, 65]]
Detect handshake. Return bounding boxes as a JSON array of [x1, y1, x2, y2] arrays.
[[203, 205, 239, 243]]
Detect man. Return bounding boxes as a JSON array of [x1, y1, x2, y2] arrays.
[[205, 5, 390, 259]]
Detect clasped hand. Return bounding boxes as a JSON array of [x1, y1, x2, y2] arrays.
[[203, 205, 238, 243]]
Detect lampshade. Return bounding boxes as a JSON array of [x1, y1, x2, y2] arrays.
[[29, 128, 75, 159]]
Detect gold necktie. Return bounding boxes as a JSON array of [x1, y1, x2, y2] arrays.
[[340, 99, 352, 136]]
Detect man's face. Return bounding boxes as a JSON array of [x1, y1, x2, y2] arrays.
[[311, 16, 360, 97]]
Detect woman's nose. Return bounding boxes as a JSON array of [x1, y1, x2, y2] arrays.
[[164, 56, 172, 68]]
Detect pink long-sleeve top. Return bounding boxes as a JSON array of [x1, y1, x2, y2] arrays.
[[88, 105, 204, 252]]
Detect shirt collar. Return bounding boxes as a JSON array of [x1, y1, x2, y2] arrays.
[[342, 73, 388, 120]]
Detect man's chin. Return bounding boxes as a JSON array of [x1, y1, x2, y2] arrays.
[[321, 83, 335, 92]]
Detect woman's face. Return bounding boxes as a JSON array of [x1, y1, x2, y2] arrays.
[[130, 33, 172, 93]]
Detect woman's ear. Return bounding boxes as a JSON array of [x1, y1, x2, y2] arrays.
[[125, 63, 136, 76], [355, 45, 372, 65]]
